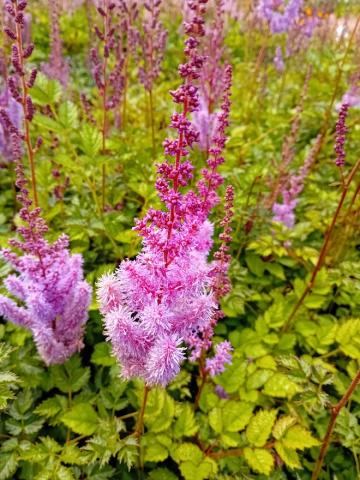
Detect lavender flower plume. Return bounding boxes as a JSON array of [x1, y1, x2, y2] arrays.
[[42, 0, 69, 86], [334, 103, 349, 168], [98, 0, 234, 387], [0, 159, 91, 365]]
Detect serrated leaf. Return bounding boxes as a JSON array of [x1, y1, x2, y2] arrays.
[[173, 403, 198, 438], [144, 442, 168, 462], [263, 373, 302, 398], [35, 396, 68, 419], [275, 441, 301, 468], [148, 468, 178, 480], [61, 403, 98, 435], [243, 447, 274, 475], [209, 407, 223, 434], [58, 101, 78, 130], [145, 389, 174, 433], [246, 409, 277, 447], [223, 401, 254, 432], [174, 443, 203, 464], [273, 416, 297, 440], [79, 124, 102, 158], [282, 425, 320, 450], [0, 452, 18, 480]]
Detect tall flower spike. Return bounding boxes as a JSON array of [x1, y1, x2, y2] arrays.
[[42, 0, 69, 86], [193, 0, 225, 152], [334, 103, 349, 168], [272, 133, 323, 228], [0, 157, 92, 365], [91, 0, 125, 209], [98, 0, 234, 387], [1, 0, 39, 206]]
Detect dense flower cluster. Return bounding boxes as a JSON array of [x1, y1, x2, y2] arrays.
[[98, 0, 234, 386], [0, 159, 91, 365]]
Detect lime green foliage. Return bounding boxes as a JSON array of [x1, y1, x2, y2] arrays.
[[0, 0, 360, 479]]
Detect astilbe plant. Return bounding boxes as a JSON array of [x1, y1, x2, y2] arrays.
[[0, 158, 92, 365], [97, 0, 234, 389]]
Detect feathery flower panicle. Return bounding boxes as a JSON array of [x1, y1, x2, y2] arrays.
[[42, 0, 69, 86], [272, 133, 322, 228], [98, 0, 234, 387], [0, 159, 92, 365], [334, 103, 349, 168], [133, 0, 167, 92]]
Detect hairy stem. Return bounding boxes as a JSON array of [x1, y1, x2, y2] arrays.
[[311, 369, 360, 480], [134, 385, 150, 439]]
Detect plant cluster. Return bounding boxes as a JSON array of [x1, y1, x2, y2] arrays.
[[0, 0, 359, 479]]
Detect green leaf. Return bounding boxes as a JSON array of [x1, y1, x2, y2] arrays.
[[223, 401, 254, 432], [243, 447, 274, 475], [275, 441, 301, 469], [246, 409, 277, 447], [0, 452, 18, 480], [272, 416, 297, 440], [35, 396, 68, 419], [145, 389, 175, 433], [148, 469, 177, 480], [282, 425, 320, 450], [51, 357, 90, 393], [79, 124, 102, 158], [58, 101, 79, 130], [30, 73, 62, 105], [263, 373, 302, 399], [209, 407, 223, 434], [144, 442, 168, 463], [91, 343, 116, 367], [173, 403, 198, 438], [61, 403, 98, 435], [173, 443, 203, 464]]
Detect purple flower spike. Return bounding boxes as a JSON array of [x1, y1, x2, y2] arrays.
[[334, 103, 349, 168]]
